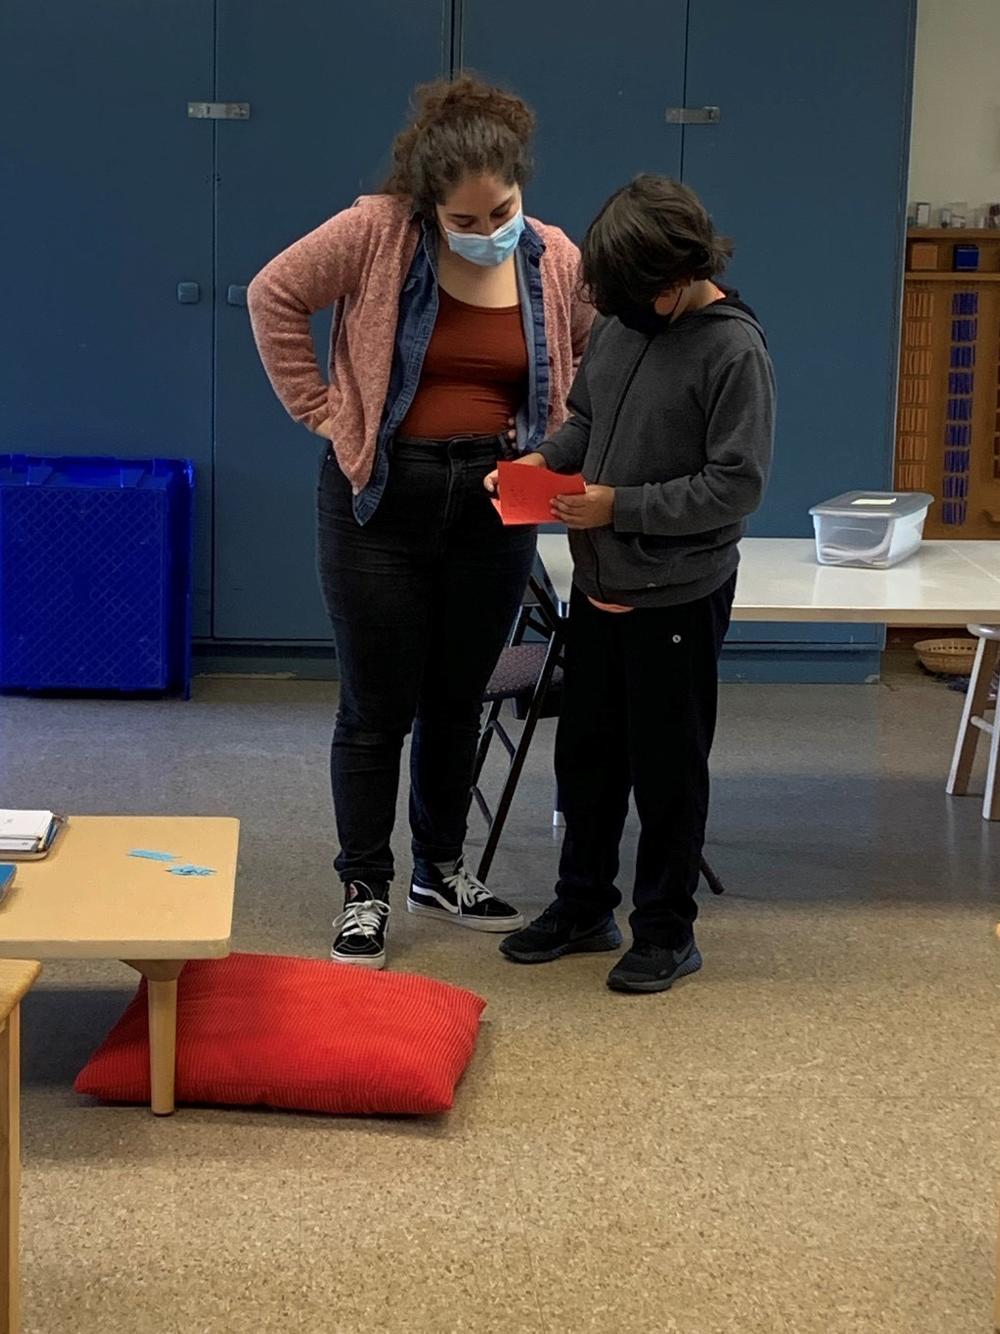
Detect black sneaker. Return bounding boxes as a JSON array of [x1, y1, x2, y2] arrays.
[[407, 859, 524, 933], [331, 882, 390, 969], [607, 938, 702, 994], [499, 902, 623, 964]]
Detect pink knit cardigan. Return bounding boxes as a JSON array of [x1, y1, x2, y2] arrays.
[[248, 194, 594, 492]]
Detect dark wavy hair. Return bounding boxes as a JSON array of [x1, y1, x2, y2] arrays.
[[382, 74, 535, 216], [581, 175, 733, 315]]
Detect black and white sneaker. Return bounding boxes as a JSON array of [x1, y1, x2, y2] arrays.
[[330, 882, 390, 969], [407, 860, 524, 933]]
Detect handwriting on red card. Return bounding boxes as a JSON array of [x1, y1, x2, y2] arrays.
[[493, 462, 586, 525]]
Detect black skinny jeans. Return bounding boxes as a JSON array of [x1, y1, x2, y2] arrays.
[[317, 436, 536, 887]]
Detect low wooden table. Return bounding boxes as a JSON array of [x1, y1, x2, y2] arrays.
[[0, 817, 239, 1116], [1, 959, 41, 1334]]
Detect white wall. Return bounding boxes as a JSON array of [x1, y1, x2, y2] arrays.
[[908, 0, 1000, 213]]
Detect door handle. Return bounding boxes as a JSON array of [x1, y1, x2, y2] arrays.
[[188, 102, 251, 121], [665, 106, 721, 125], [176, 282, 201, 305], [227, 285, 248, 307]]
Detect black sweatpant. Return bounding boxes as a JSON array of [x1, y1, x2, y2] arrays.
[[554, 576, 736, 948]]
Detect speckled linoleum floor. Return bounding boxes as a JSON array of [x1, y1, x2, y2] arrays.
[[3, 659, 998, 1333]]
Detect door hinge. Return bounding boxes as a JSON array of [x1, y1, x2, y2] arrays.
[[665, 106, 720, 125], [188, 102, 250, 121]]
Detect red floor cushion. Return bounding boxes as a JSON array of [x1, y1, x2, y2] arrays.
[[75, 952, 486, 1115]]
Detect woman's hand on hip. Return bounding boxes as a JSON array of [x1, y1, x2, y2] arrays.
[[484, 451, 546, 496]]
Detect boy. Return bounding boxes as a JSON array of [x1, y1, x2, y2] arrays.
[[492, 175, 774, 993]]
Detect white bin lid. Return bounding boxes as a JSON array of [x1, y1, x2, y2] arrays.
[[809, 490, 934, 519]]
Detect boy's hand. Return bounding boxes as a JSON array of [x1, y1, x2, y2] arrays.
[[484, 451, 545, 496], [552, 485, 615, 529]]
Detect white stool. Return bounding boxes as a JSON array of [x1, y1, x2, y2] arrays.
[[946, 624, 1000, 820]]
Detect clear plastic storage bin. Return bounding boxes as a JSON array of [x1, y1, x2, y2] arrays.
[[809, 491, 933, 569]]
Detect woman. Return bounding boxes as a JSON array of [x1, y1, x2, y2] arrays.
[[248, 76, 593, 969]]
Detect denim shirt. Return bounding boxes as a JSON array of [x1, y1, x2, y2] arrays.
[[353, 216, 551, 524]]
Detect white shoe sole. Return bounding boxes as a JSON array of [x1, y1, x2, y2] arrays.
[[329, 950, 386, 970], [406, 899, 525, 934]]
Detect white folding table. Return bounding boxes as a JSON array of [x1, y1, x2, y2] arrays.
[[536, 535, 1000, 627], [530, 535, 1000, 863]]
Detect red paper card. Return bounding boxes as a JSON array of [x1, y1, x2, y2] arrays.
[[492, 461, 586, 525]]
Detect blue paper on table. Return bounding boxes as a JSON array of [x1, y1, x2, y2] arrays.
[[168, 864, 216, 877], [129, 849, 178, 862]]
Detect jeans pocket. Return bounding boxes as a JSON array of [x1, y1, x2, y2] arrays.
[[317, 452, 353, 520]]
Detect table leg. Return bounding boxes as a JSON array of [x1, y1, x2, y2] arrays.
[[1, 1006, 21, 1334], [123, 961, 186, 1116]]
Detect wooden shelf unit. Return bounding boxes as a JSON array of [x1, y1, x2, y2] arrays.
[[905, 228, 1000, 241], [894, 230, 1000, 539], [904, 272, 1000, 283]]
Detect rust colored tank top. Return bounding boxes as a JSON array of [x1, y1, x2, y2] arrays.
[[400, 288, 528, 439]]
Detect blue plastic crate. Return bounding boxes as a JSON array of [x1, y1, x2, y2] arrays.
[[0, 455, 194, 695]]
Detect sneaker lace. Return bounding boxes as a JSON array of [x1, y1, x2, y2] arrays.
[[442, 864, 493, 910], [333, 898, 390, 941], [536, 902, 565, 928]]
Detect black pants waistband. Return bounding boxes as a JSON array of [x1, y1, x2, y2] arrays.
[[393, 432, 508, 460]]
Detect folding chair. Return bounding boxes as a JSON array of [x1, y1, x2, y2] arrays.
[[470, 573, 727, 896], [471, 574, 564, 882], [947, 624, 1000, 820]]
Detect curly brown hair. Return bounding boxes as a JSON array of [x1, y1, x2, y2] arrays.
[[581, 175, 733, 316], [382, 74, 535, 216]]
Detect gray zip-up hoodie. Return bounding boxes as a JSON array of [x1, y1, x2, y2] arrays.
[[539, 297, 775, 608]]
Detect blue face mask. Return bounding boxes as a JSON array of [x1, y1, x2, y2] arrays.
[[443, 209, 525, 267]]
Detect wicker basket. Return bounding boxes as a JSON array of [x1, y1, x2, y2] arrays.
[[914, 637, 977, 676]]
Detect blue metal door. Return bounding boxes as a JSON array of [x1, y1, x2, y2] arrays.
[[0, 1, 216, 635], [0, 0, 917, 669], [464, 1, 914, 679], [459, 1, 689, 240], [682, 0, 915, 668], [212, 0, 449, 640]]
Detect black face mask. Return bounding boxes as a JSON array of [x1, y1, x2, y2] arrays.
[[615, 304, 674, 336], [614, 288, 684, 337]]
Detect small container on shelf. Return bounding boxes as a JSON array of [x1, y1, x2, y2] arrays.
[[809, 491, 933, 569], [953, 244, 979, 271], [909, 241, 939, 270]]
